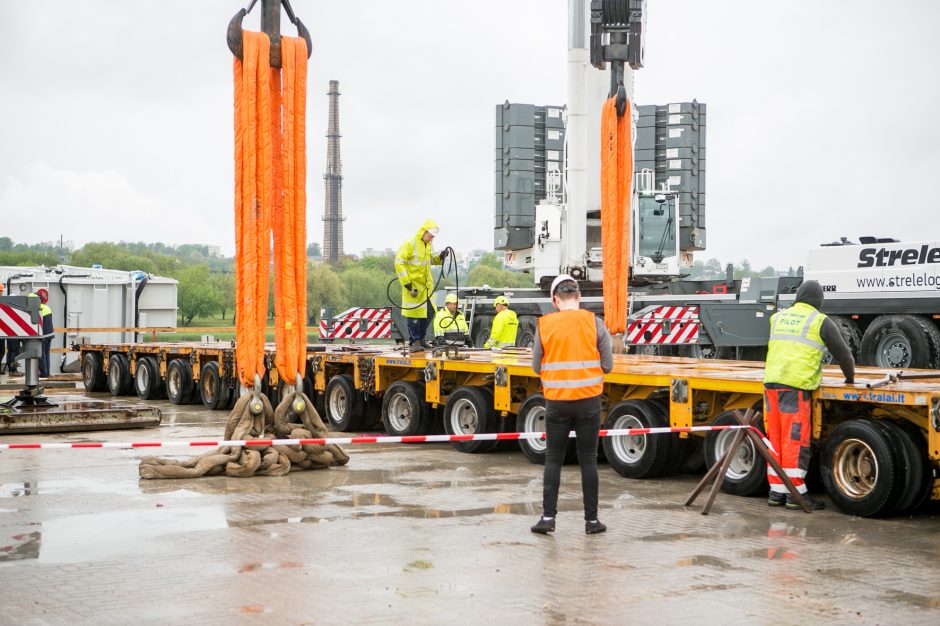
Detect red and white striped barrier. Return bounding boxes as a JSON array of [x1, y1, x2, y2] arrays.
[[626, 305, 700, 345], [0, 425, 761, 451], [0, 303, 41, 338], [319, 307, 392, 340]]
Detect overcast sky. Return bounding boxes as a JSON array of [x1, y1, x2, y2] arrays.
[[2, 1, 938, 269]]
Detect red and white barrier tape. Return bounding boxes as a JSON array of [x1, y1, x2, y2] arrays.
[[0, 425, 762, 451]]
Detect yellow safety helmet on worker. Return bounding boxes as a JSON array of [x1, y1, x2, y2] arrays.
[[484, 294, 518, 349]]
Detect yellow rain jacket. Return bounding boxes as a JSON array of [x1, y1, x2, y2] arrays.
[[485, 308, 518, 349], [395, 219, 443, 319]]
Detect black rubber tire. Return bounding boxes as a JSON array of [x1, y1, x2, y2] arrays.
[[166, 359, 196, 405], [515, 315, 538, 348], [363, 395, 384, 430], [820, 419, 901, 517], [134, 356, 164, 401], [703, 410, 768, 497], [444, 386, 498, 453], [602, 400, 671, 478], [680, 436, 706, 473], [199, 361, 230, 410], [471, 316, 492, 348], [516, 393, 576, 465], [822, 315, 863, 364], [107, 353, 133, 396], [324, 374, 364, 432], [891, 419, 933, 515], [859, 315, 940, 369], [382, 381, 428, 437], [82, 352, 107, 392], [645, 397, 685, 475]]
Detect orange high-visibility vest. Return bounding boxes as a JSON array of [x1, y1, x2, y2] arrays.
[[538, 309, 604, 401]]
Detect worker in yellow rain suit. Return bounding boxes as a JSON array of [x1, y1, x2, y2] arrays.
[[395, 219, 447, 351], [484, 295, 518, 349], [433, 293, 468, 341]]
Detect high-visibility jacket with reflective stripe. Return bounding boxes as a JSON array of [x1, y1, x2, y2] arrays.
[[764, 302, 827, 390], [433, 307, 468, 336], [394, 222, 442, 319], [485, 309, 518, 348], [537, 309, 604, 401]]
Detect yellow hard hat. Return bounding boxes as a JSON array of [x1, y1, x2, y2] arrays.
[[494, 295, 509, 307], [445, 293, 458, 304]]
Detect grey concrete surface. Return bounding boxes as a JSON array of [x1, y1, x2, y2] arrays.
[[1, 394, 939, 625]]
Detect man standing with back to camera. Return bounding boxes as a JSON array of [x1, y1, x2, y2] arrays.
[[530, 275, 613, 535]]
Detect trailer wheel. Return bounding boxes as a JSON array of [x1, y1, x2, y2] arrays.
[[891, 419, 933, 515], [166, 359, 196, 405], [444, 386, 498, 453], [859, 315, 940, 369], [382, 381, 428, 436], [821, 419, 902, 517], [822, 315, 862, 364], [134, 356, 164, 401], [107, 353, 133, 396], [703, 411, 767, 496], [515, 315, 538, 348], [324, 374, 364, 432], [81, 352, 107, 392], [471, 316, 492, 348], [199, 361, 230, 410], [602, 400, 671, 478]]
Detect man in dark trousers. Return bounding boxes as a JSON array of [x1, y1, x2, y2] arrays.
[[530, 275, 613, 535], [36, 289, 54, 378], [764, 280, 855, 510]]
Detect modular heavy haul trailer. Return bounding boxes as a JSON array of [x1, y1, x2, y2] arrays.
[[75, 341, 940, 517]]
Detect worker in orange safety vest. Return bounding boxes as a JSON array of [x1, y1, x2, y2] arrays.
[[530, 275, 613, 535]]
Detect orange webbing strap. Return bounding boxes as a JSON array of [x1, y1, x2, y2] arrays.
[[600, 96, 633, 335], [234, 32, 273, 388], [273, 36, 309, 385]]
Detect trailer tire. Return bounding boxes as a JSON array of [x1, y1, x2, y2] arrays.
[[471, 316, 492, 348], [166, 359, 196, 405], [444, 386, 498, 453], [382, 381, 428, 436], [859, 315, 940, 369], [703, 411, 767, 497], [199, 361, 230, 410], [82, 352, 107, 392], [822, 315, 862, 364], [515, 315, 538, 348], [891, 419, 933, 515], [325, 374, 364, 432], [820, 419, 901, 517], [107, 353, 133, 396], [134, 356, 164, 401], [602, 400, 671, 478]]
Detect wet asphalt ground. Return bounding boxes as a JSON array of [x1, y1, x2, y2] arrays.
[[1, 388, 939, 624]]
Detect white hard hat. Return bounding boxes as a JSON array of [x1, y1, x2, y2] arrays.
[[550, 274, 578, 297]]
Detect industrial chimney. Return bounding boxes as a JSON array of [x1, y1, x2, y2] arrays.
[[323, 80, 344, 263]]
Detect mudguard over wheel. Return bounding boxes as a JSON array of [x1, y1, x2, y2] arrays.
[[703, 410, 767, 496], [444, 386, 498, 453], [821, 419, 901, 517], [324, 374, 364, 432], [602, 400, 672, 478], [382, 381, 428, 436]]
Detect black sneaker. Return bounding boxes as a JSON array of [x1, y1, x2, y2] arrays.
[[786, 494, 825, 511], [531, 517, 555, 534], [768, 493, 786, 507], [585, 520, 607, 534]]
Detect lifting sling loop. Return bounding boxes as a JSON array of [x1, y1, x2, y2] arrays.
[[599, 95, 633, 335]]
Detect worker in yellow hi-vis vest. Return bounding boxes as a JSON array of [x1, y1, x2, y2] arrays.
[[484, 295, 518, 349]]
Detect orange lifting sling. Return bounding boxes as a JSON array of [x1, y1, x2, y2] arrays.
[[234, 31, 308, 389], [600, 95, 633, 335]]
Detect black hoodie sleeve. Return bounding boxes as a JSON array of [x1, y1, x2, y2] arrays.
[[819, 317, 856, 383]]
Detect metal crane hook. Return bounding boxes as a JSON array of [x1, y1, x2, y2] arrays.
[[227, 0, 312, 68]]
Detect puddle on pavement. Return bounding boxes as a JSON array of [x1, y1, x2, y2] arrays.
[[675, 555, 737, 570], [0, 478, 141, 498], [0, 507, 227, 565]]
